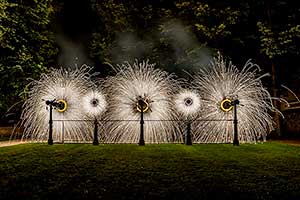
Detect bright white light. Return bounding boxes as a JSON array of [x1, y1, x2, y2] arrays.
[[174, 90, 201, 118], [82, 90, 107, 117], [103, 60, 181, 143], [21, 65, 94, 142], [192, 53, 275, 143], [20, 55, 277, 144]]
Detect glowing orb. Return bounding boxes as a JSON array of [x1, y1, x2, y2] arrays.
[[184, 97, 193, 106], [135, 96, 151, 113], [82, 90, 107, 117], [220, 99, 233, 112], [57, 99, 68, 113], [174, 90, 201, 117]]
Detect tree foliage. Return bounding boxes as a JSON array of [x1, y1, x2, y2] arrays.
[[255, 0, 300, 89], [258, 22, 300, 59], [0, 0, 58, 114], [0, 0, 299, 118], [175, 1, 240, 44]]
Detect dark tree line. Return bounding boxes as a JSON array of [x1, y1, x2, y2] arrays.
[[1, 0, 299, 129]]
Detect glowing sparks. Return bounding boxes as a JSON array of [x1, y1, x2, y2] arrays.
[[21, 65, 95, 142], [20, 54, 277, 144], [174, 90, 201, 118], [82, 90, 107, 118], [103, 60, 181, 143], [192, 54, 274, 143]]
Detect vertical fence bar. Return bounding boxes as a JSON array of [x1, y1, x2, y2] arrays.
[[62, 120, 65, 144], [233, 100, 239, 146], [185, 120, 192, 145], [93, 119, 99, 145], [48, 105, 53, 145], [138, 99, 145, 146]]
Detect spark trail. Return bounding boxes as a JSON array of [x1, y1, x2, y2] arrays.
[[192, 54, 275, 143], [21, 65, 101, 142], [174, 90, 201, 118], [82, 90, 107, 118], [103, 60, 180, 143]]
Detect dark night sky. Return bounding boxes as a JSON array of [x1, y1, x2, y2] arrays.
[[53, 0, 97, 68], [55, 1, 300, 92], [59, 0, 96, 41]]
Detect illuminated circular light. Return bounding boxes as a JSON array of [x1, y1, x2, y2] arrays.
[[90, 98, 99, 107], [184, 97, 193, 107], [57, 99, 68, 113], [136, 100, 149, 113], [82, 91, 107, 117], [220, 99, 233, 112]]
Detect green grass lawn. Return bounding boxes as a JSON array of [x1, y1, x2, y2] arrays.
[[0, 142, 300, 200]]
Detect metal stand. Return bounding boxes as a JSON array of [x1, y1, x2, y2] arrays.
[[93, 119, 99, 145], [233, 99, 239, 146], [138, 99, 145, 146], [45, 99, 66, 145], [48, 104, 53, 145], [185, 120, 192, 145]]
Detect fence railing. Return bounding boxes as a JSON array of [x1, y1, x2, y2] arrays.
[[48, 118, 237, 145]]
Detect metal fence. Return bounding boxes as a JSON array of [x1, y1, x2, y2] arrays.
[[49, 118, 237, 145]]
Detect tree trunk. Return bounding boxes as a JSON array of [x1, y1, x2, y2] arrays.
[[271, 62, 282, 136]]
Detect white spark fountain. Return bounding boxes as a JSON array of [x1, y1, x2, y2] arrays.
[[192, 54, 275, 143], [19, 54, 278, 144], [82, 90, 107, 118], [82, 89, 107, 142], [21, 65, 96, 142], [103, 60, 180, 143], [174, 89, 202, 143], [174, 90, 201, 118]]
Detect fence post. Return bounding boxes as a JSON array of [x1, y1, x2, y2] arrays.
[[48, 104, 53, 145], [61, 120, 65, 144], [185, 120, 192, 145], [93, 119, 99, 145], [233, 99, 239, 146], [138, 99, 145, 146]]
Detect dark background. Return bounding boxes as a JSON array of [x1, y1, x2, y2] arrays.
[[1, 0, 299, 136]]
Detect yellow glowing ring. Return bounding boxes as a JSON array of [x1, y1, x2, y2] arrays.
[[220, 99, 233, 112], [136, 101, 149, 113], [57, 99, 68, 113]]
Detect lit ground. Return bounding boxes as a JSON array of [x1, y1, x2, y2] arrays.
[[0, 142, 300, 199], [0, 140, 26, 147]]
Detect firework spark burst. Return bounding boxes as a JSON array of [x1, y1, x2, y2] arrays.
[[82, 90, 107, 118], [103, 60, 180, 143], [192, 54, 275, 143], [21, 65, 95, 142], [174, 90, 201, 118]]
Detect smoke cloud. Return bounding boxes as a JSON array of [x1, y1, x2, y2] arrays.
[[109, 32, 154, 64], [107, 19, 213, 76], [160, 20, 212, 72], [56, 34, 94, 68]]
